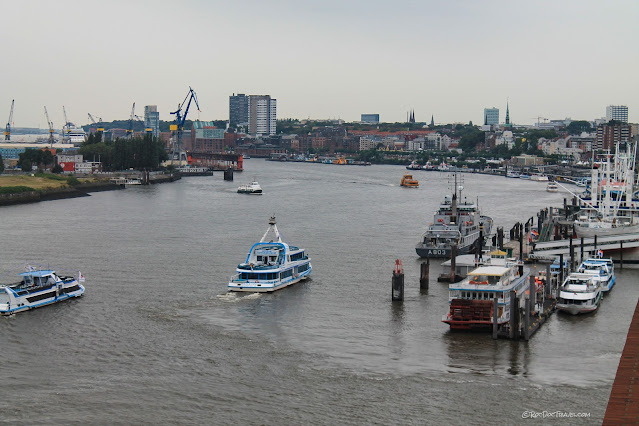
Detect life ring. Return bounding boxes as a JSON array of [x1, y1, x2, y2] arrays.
[[438, 218, 444, 223]]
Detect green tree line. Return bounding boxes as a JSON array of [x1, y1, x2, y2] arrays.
[[79, 133, 168, 171]]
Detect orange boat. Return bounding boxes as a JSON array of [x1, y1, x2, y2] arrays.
[[400, 173, 419, 188]]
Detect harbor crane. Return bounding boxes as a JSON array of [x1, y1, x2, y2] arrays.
[[127, 102, 136, 137], [170, 86, 200, 162], [87, 113, 102, 124], [44, 106, 55, 147], [63, 105, 74, 136], [4, 99, 14, 140], [88, 113, 105, 133]]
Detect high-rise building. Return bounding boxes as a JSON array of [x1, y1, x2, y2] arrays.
[[144, 105, 160, 137], [605, 105, 628, 123], [229, 94, 249, 128], [231, 94, 276, 136], [596, 121, 631, 150], [361, 114, 380, 123], [247, 95, 276, 136], [484, 108, 499, 126]]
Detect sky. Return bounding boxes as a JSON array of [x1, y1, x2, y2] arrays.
[[2, 0, 638, 129]]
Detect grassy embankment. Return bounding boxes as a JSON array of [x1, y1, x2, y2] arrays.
[[0, 174, 105, 194]]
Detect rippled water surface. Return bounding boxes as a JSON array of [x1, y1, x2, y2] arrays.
[[1, 160, 635, 424]]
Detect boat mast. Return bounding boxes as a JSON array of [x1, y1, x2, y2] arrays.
[[260, 216, 282, 243]]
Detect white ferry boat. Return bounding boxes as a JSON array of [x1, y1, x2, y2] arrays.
[[557, 273, 602, 315], [546, 182, 558, 193], [0, 268, 85, 315], [442, 251, 530, 330], [576, 256, 615, 292], [228, 216, 311, 292], [237, 180, 262, 194]]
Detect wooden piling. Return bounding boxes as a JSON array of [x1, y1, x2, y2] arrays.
[[509, 290, 518, 340], [545, 263, 551, 298], [420, 260, 429, 290], [620, 241, 624, 269], [580, 237, 584, 264], [569, 236, 574, 272], [492, 296, 499, 340], [559, 253, 565, 290], [392, 259, 404, 301], [449, 245, 457, 283]]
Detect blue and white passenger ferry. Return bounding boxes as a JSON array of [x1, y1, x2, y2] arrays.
[[576, 255, 615, 292], [228, 216, 312, 292], [0, 267, 85, 315]]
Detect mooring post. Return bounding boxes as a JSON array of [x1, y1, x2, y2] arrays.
[[450, 245, 457, 283], [497, 227, 504, 250], [594, 235, 598, 255], [580, 237, 584, 264], [559, 253, 565, 292], [224, 167, 234, 181], [620, 241, 624, 269], [509, 290, 517, 340], [545, 263, 551, 299], [492, 296, 499, 340], [392, 259, 404, 302], [420, 260, 429, 291], [569, 236, 574, 273]]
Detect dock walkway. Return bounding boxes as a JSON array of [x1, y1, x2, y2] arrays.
[[604, 298, 639, 424]]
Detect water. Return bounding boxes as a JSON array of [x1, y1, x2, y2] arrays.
[[1, 160, 636, 424]]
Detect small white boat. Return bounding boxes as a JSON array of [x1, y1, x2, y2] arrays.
[[557, 273, 602, 315], [530, 174, 549, 182], [237, 180, 262, 194], [228, 216, 311, 292], [546, 182, 558, 192], [576, 257, 615, 292], [0, 268, 85, 315]]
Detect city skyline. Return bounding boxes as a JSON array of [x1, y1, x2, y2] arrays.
[[2, 0, 638, 129]]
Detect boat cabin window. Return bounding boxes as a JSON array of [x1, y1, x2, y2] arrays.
[[469, 275, 499, 285]]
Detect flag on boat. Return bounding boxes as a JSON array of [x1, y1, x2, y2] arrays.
[[530, 229, 539, 236], [24, 264, 36, 272], [78, 271, 85, 282], [597, 249, 604, 258]]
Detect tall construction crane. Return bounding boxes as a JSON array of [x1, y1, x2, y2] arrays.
[[88, 113, 104, 133], [170, 87, 200, 162], [44, 106, 55, 147], [87, 112, 102, 124], [4, 99, 14, 140], [127, 102, 141, 138]]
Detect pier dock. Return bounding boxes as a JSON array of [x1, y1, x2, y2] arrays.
[[604, 299, 639, 424]]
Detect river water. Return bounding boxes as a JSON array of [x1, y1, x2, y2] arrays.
[[1, 160, 636, 425]]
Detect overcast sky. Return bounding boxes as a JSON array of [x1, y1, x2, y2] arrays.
[[2, 0, 638, 129]]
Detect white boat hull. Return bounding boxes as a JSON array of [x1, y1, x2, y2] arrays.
[[0, 279, 84, 315], [228, 270, 311, 292]]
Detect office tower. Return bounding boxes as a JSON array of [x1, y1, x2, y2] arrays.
[[248, 95, 276, 136], [144, 105, 160, 137], [484, 108, 499, 126], [229, 94, 249, 128], [605, 105, 628, 123]]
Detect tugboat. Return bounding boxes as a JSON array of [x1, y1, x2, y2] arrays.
[[416, 174, 493, 258], [400, 173, 419, 188], [228, 216, 312, 292], [0, 267, 85, 315]]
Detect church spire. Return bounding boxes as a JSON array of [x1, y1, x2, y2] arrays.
[[505, 100, 510, 125], [430, 114, 434, 127]]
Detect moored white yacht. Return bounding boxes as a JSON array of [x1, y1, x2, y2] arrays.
[[228, 216, 311, 292], [576, 256, 615, 292], [556, 273, 602, 315], [0, 268, 85, 315]]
